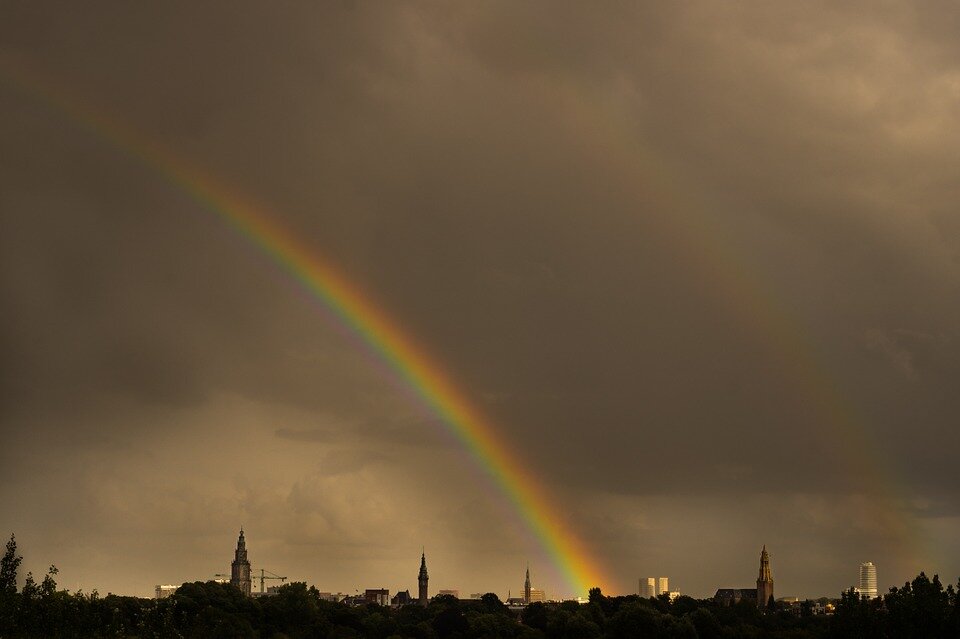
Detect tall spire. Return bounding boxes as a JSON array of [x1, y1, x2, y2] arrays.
[[757, 545, 774, 609], [758, 545, 771, 581], [524, 564, 532, 605], [418, 550, 429, 606]]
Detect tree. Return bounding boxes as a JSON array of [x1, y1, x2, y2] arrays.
[[830, 587, 881, 639], [432, 604, 468, 638], [0, 534, 21, 595], [40, 565, 58, 597], [0, 535, 22, 637], [606, 602, 662, 639], [665, 616, 698, 639], [521, 601, 548, 632], [688, 608, 722, 639], [588, 587, 616, 618], [479, 592, 507, 614], [948, 579, 960, 636], [884, 572, 950, 639], [670, 595, 698, 617], [21, 572, 37, 600]]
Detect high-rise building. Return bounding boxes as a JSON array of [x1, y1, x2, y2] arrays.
[[756, 545, 774, 608], [524, 566, 532, 605], [418, 551, 429, 605], [859, 562, 878, 600], [639, 577, 656, 598], [657, 577, 669, 596], [230, 529, 251, 597]]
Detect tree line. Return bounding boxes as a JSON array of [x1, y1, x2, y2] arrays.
[[2, 534, 959, 638]]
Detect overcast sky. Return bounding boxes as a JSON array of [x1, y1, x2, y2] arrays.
[[2, 1, 959, 600]]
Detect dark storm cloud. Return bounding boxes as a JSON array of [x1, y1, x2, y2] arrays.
[[2, 1, 959, 597]]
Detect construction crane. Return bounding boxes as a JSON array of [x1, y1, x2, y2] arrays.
[[253, 568, 286, 594], [213, 570, 287, 594]]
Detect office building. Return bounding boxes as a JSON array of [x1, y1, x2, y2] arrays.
[[859, 562, 878, 600], [657, 577, 669, 596], [639, 577, 656, 598]]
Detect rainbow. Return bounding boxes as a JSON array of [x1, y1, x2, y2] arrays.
[[1, 53, 927, 590], [0, 56, 610, 596]]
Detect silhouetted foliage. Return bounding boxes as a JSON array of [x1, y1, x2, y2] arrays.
[[520, 601, 548, 632], [884, 572, 952, 639], [687, 608, 721, 639], [0, 535, 22, 597], [0, 534, 22, 635]]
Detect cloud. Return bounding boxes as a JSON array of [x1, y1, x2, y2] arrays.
[[864, 328, 919, 378], [2, 0, 960, 598]]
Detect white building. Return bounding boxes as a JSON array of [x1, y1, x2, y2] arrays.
[[154, 585, 177, 599], [318, 592, 347, 603], [859, 562, 878, 599]]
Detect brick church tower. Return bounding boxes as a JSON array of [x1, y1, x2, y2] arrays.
[[756, 545, 774, 608], [231, 528, 252, 596]]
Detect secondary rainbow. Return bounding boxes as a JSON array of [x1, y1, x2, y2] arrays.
[[2, 53, 927, 583], [0, 56, 610, 596], [556, 92, 926, 567]]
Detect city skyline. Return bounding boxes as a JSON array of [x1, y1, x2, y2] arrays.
[[2, 1, 959, 601], [158, 531, 880, 604]]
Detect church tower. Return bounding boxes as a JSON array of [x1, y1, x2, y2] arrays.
[[756, 545, 774, 608], [524, 565, 532, 605], [231, 529, 252, 597], [418, 551, 429, 605]]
